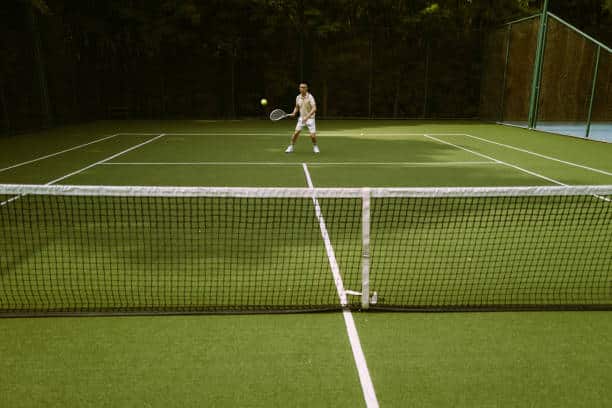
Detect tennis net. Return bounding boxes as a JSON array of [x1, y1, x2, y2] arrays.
[[1, 184, 610, 315]]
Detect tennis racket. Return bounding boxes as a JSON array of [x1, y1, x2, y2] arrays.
[[270, 109, 291, 121]]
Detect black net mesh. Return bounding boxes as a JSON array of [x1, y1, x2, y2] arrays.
[[0, 194, 358, 314], [1, 186, 611, 315], [369, 194, 612, 310]]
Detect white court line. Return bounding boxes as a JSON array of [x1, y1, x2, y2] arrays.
[[342, 310, 378, 408], [301, 163, 379, 408], [102, 162, 301, 166], [424, 134, 567, 186], [120, 132, 466, 136], [0, 195, 22, 207], [494, 122, 529, 130], [454, 133, 612, 177], [0, 133, 122, 173], [108, 132, 162, 136], [304, 161, 495, 166], [1, 134, 166, 206], [121, 132, 285, 135], [102, 161, 496, 167]]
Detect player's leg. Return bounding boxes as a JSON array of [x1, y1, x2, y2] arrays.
[[307, 119, 319, 153], [291, 129, 302, 144], [285, 119, 303, 153], [310, 132, 319, 153], [285, 130, 300, 153]]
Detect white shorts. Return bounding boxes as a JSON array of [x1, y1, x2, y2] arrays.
[[296, 118, 316, 133]]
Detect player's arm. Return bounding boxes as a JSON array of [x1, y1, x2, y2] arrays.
[[289, 103, 298, 117]]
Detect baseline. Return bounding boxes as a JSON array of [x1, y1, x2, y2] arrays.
[[101, 161, 496, 167], [119, 132, 467, 137]]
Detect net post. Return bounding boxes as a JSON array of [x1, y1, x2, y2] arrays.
[[361, 188, 371, 310], [585, 46, 601, 139]]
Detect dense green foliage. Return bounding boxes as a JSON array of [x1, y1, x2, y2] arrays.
[[0, 1, 610, 132]]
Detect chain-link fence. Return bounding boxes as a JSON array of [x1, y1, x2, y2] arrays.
[[481, 12, 611, 142]]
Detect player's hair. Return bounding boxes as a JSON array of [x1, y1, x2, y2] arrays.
[[299, 82, 309, 88]]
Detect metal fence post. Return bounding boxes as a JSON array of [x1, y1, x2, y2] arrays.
[[586, 46, 601, 139], [528, 0, 550, 129]]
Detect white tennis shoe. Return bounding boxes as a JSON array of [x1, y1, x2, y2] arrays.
[[285, 145, 294, 153], [313, 145, 320, 153]]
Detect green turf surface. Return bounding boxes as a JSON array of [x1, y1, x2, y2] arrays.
[[308, 163, 549, 187], [355, 311, 612, 408], [1, 120, 611, 407], [114, 133, 481, 163], [0, 314, 364, 408], [64, 163, 309, 187], [1, 120, 611, 187]]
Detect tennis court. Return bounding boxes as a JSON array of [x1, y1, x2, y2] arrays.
[[1, 120, 611, 407]]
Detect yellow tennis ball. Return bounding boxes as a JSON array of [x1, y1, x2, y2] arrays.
[[260, 98, 268, 106]]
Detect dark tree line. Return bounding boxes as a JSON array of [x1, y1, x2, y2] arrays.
[[1, 0, 611, 133]]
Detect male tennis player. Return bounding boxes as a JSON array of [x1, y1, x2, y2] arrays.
[[285, 83, 319, 153]]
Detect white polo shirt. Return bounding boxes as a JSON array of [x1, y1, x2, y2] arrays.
[[296, 93, 316, 119]]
